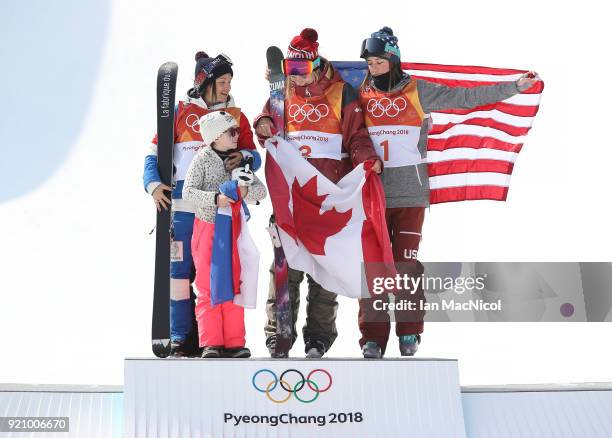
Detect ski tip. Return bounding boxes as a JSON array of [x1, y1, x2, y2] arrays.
[[152, 339, 171, 358], [266, 46, 284, 61], [266, 47, 284, 75], [158, 61, 178, 74], [266, 46, 283, 55]]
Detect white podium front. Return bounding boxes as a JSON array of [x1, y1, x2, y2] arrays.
[[124, 357, 466, 438]]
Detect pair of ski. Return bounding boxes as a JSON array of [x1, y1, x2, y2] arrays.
[[150, 48, 291, 358]]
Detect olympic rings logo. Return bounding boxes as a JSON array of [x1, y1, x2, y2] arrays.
[[366, 97, 407, 118], [185, 113, 200, 133], [288, 103, 329, 123], [252, 368, 332, 404]]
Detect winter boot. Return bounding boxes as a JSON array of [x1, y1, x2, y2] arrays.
[[399, 334, 421, 357], [170, 339, 189, 358], [305, 340, 326, 359], [362, 341, 382, 359], [201, 346, 223, 358], [182, 295, 202, 357], [224, 347, 251, 359], [266, 335, 289, 359]]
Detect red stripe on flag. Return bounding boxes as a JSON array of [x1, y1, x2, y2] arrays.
[[428, 160, 515, 177], [438, 102, 540, 117], [519, 82, 544, 94], [265, 151, 297, 240], [427, 136, 523, 153], [402, 62, 527, 76], [430, 186, 510, 204], [230, 196, 243, 295], [430, 119, 532, 137]]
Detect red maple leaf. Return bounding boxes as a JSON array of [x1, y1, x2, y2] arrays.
[[291, 176, 352, 255]]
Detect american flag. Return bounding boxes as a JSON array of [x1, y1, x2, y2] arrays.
[[333, 61, 544, 204]]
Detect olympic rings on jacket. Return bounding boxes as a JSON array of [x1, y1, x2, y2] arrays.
[[366, 97, 407, 118], [288, 103, 330, 123], [185, 113, 201, 133], [251, 368, 333, 403]]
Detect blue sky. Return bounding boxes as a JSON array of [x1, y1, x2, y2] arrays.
[[1, 1, 109, 202]]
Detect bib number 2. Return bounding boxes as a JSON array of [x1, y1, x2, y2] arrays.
[[299, 145, 312, 158]]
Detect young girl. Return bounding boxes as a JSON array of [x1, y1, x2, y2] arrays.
[[143, 51, 261, 357], [356, 27, 537, 358], [183, 111, 267, 358]]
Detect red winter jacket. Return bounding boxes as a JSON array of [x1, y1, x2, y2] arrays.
[[254, 61, 379, 183]]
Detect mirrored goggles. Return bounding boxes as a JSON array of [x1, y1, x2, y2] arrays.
[[282, 57, 321, 76]]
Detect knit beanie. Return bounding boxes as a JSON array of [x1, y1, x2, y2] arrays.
[[193, 51, 234, 94], [198, 111, 237, 146], [368, 27, 401, 62], [287, 28, 319, 60]]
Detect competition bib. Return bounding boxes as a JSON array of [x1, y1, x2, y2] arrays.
[[173, 140, 202, 180], [286, 82, 344, 161], [173, 104, 242, 179], [286, 130, 343, 160], [360, 82, 426, 167], [366, 124, 423, 168]]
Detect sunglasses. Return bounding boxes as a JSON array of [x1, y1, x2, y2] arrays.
[[224, 127, 240, 137], [282, 57, 321, 76]]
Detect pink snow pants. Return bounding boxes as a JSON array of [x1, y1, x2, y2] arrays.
[[192, 218, 245, 348]]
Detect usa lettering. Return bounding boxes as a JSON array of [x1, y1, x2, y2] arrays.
[[403, 249, 418, 260]]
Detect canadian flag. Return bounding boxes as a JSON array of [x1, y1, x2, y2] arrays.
[[264, 137, 394, 298]]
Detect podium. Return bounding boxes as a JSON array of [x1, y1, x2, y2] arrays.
[[124, 357, 467, 438]]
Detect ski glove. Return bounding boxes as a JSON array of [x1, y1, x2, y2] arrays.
[[231, 166, 254, 187]]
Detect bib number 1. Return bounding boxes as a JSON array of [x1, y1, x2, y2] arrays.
[[380, 140, 390, 162], [368, 127, 423, 168]]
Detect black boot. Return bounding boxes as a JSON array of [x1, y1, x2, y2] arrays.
[[305, 340, 326, 359], [170, 339, 189, 358], [201, 346, 223, 358], [224, 347, 251, 358], [182, 292, 202, 357], [266, 335, 289, 358]]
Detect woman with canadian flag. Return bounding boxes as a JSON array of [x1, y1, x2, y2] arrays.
[[255, 28, 382, 359], [356, 27, 538, 358]]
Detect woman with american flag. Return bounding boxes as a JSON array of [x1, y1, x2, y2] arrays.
[[356, 26, 538, 359]]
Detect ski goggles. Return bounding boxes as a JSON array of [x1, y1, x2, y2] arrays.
[[195, 53, 234, 86], [360, 38, 401, 59], [282, 57, 321, 76]]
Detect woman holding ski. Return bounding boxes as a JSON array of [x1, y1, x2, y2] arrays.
[[254, 28, 381, 358], [143, 51, 261, 357]]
